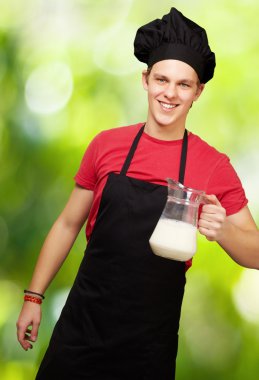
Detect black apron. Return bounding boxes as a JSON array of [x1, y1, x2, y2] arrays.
[[36, 125, 188, 380]]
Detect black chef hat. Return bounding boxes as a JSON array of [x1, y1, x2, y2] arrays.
[[134, 7, 216, 83]]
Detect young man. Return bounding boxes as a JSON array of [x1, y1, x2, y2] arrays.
[[17, 8, 259, 380]]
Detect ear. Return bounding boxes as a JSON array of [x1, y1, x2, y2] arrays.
[[142, 70, 149, 91], [194, 83, 205, 101]]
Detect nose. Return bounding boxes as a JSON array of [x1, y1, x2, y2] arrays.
[[163, 83, 177, 99]]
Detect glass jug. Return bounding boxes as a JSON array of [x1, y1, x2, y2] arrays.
[[149, 178, 205, 261]]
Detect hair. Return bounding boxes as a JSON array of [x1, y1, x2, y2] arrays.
[[146, 66, 152, 77], [147, 66, 152, 74], [143, 66, 152, 84]]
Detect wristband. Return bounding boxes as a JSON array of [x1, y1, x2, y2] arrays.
[[24, 289, 45, 299], [24, 295, 43, 304]]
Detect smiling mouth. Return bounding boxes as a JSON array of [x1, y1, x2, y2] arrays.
[[159, 101, 179, 110]]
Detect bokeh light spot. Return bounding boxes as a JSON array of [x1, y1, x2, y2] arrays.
[[232, 269, 259, 323], [25, 61, 73, 115], [234, 148, 259, 216], [0, 280, 20, 328], [50, 288, 70, 321], [93, 22, 142, 76]]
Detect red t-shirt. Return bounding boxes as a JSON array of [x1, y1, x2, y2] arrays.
[[75, 123, 248, 264]]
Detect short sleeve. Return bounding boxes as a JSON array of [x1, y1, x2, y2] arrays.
[[207, 156, 248, 216], [74, 135, 99, 190]]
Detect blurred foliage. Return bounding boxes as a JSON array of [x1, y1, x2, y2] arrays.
[[0, 0, 259, 379]]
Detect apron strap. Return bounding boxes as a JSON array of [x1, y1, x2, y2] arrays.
[[178, 129, 188, 184], [120, 125, 145, 176], [120, 124, 188, 185]]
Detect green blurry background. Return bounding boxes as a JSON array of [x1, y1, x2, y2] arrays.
[[1, 0, 259, 379]]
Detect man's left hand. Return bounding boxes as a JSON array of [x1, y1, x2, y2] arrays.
[[198, 195, 227, 241]]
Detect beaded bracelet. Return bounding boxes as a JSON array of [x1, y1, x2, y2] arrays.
[[24, 289, 45, 299], [24, 295, 43, 304]]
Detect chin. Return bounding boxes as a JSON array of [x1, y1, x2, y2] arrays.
[[156, 118, 179, 127]]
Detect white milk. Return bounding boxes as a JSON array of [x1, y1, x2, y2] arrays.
[[149, 219, 197, 261]]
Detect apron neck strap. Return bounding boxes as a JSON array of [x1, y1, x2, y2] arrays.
[[178, 128, 188, 185], [120, 124, 188, 185], [120, 125, 145, 176]]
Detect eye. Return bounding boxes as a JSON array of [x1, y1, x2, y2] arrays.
[[179, 82, 190, 88], [156, 77, 167, 84]]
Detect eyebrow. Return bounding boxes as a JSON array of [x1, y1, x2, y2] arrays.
[[153, 73, 195, 84], [178, 79, 196, 84], [153, 74, 169, 80]]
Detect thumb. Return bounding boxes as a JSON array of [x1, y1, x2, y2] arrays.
[[202, 194, 221, 206]]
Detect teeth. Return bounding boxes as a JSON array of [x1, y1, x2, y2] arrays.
[[160, 102, 176, 109]]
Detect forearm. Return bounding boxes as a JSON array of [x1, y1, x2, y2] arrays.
[[199, 198, 259, 269], [17, 186, 93, 351], [28, 218, 82, 294], [217, 221, 259, 269]]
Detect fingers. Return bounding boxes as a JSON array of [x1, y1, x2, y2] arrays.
[[198, 196, 226, 241], [16, 324, 40, 350], [202, 194, 221, 206], [16, 304, 41, 351], [200, 207, 226, 223], [16, 322, 33, 351], [198, 224, 220, 241], [30, 322, 40, 343]]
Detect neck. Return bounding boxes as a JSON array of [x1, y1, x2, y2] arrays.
[[144, 122, 186, 141]]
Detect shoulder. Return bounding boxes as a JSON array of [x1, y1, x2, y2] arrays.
[[188, 132, 230, 166], [186, 132, 235, 191], [96, 123, 144, 142], [85, 123, 145, 165], [83, 123, 144, 156]]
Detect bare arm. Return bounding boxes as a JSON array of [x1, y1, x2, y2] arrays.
[[199, 195, 259, 269], [28, 184, 93, 294], [17, 184, 93, 350]]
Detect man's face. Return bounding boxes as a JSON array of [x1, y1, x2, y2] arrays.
[[142, 60, 204, 133]]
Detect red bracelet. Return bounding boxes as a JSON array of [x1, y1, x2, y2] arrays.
[[24, 295, 42, 304]]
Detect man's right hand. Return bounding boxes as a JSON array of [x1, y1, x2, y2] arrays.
[[16, 301, 42, 351]]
